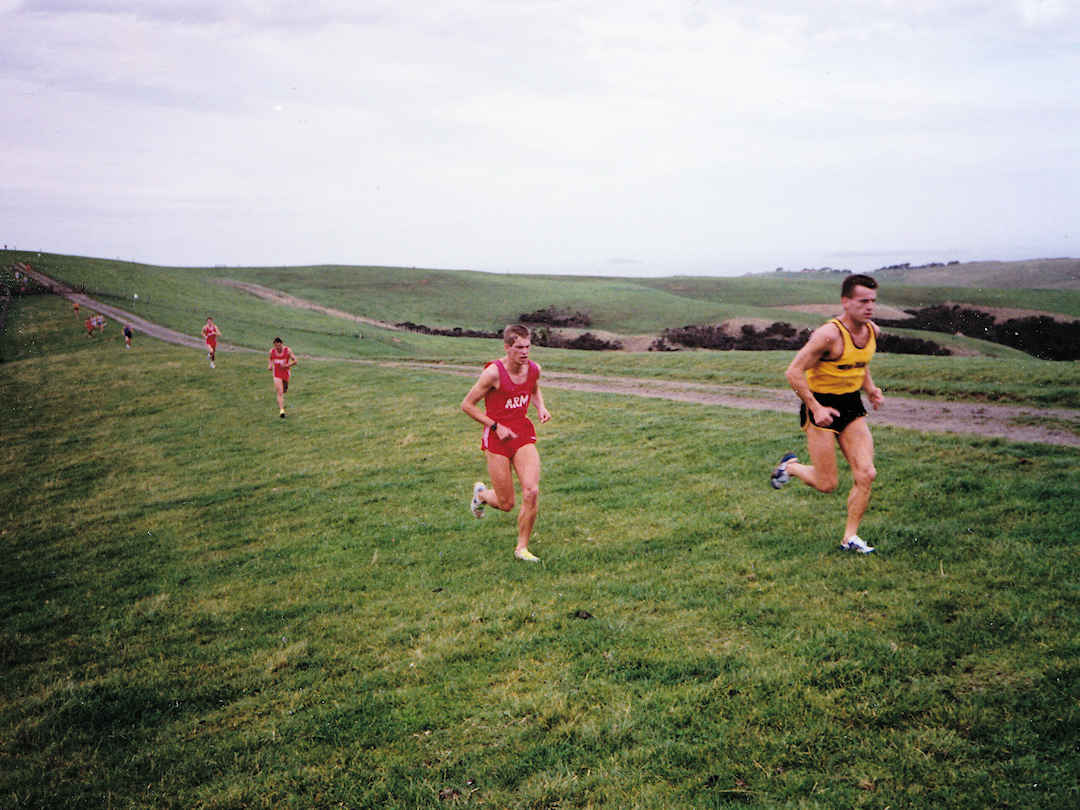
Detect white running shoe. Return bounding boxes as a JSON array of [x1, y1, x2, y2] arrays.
[[514, 548, 540, 562], [841, 535, 875, 554], [470, 482, 486, 518]]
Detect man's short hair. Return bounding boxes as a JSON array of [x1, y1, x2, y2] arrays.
[[842, 274, 878, 298], [273, 336, 283, 344], [503, 324, 531, 345]]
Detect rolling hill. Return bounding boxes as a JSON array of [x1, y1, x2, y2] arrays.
[[4, 251, 1078, 360]]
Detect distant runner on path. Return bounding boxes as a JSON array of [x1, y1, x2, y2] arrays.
[[123, 323, 133, 349], [268, 337, 297, 418], [460, 324, 552, 563], [770, 274, 885, 554], [85, 315, 95, 338], [202, 317, 221, 368]]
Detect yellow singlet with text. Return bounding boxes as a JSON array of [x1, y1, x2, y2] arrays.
[[805, 318, 876, 394]]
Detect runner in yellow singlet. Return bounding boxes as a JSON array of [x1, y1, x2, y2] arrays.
[[770, 274, 884, 554]]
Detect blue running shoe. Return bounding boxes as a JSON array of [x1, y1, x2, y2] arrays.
[[770, 453, 798, 489]]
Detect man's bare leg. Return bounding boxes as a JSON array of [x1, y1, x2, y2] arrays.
[[837, 418, 876, 544], [476, 446, 541, 561], [481, 452, 515, 513], [510, 444, 541, 558], [786, 426, 839, 493], [274, 378, 286, 415]]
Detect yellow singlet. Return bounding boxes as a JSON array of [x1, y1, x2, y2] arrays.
[[805, 318, 876, 395]]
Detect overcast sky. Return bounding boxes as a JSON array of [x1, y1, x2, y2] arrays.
[[2, 1, 1077, 276]]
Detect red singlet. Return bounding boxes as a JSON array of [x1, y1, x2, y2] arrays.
[[202, 324, 218, 348], [269, 345, 292, 380], [481, 359, 539, 458]]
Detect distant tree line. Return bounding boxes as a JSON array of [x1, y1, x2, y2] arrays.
[[875, 260, 960, 272], [774, 267, 852, 275], [876, 305, 1080, 360]]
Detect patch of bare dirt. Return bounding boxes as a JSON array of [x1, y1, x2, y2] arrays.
[[720, 317, 779, 334], [548, 328, 655, 352], [618, 334, 658, 352]]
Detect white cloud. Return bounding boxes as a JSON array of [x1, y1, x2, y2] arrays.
[[1, 0, 1077, 271], [1015, 0, 1073, 27]]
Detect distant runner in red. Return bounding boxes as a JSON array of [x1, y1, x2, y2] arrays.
[[85, 315, 95, 338], [460, 324, 552, 563], [202, 317, 220, 368], [268, 337, 297, 419]]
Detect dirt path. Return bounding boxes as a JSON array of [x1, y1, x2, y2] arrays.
[[20, 269, 1080, 448], [381, 362, 1080, 448], [215, 278, 402, 331]]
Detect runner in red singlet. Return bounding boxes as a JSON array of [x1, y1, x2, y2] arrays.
[[202, 317, 220, 368], [461, 324, 552, 562], [268, 337, 297, 418]]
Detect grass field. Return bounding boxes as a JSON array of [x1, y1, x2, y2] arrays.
[[2, 294, 1077, 808]]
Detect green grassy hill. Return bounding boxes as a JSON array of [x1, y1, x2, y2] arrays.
[[1, 294, 1077, 808], [873, 257, 1080, 290], [5, 251, 1079, 363]]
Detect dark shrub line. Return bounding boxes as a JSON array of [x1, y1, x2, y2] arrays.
[[877, 305, 1080, 361], [532, 329, 622, 351], [395, 322, 500, 339], [660, 321, 950, 356], [519, 305, 592, 328]]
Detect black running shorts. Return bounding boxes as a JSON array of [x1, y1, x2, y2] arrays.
[[800, 391, 867, 434]]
